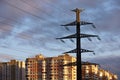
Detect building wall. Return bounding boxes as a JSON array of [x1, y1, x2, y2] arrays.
[[0, 54, 117, 80], [82, 63, 118, 80], [26, 54, 118, 80], [0, 60, 26, 80], [26, 54, 76, 80]]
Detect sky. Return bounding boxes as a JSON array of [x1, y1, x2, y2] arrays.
[[0, 0, 120, 78]]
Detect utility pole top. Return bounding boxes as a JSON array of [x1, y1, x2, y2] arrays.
[[72, 8, 84, 22]]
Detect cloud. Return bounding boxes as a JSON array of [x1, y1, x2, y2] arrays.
[[0, 0, 119, 55], [0, 53, 15, 61]]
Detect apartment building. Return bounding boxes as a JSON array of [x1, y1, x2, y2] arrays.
[[26, 54, 118, 80], [26, 54, 76, 80], [82, 62, 118, 80], [0, 60, 26, 80]]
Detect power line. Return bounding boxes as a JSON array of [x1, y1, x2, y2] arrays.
[[2, 0, 73, 31], [2, 0, 78, 24], [0, 16, 48, 40], [19, 0, 60, 25], [19, 0, 72, 26], [0, 16, 40, 34], [20, 0, 54, 18], [2, 0, 62, 31], [2, 0, 46, 21]]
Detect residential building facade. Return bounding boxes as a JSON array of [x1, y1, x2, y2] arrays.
[[0, 54, 117, 80], [0, 60, 26, 80], [82, 62, 118, 80], [26, 54, 118, 80], [26, 54, 76, 80]]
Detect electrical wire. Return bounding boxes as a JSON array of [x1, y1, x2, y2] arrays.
[[1, 0, 63, 33], [0, 16, 41, 35], [20, 0, 54, 18], [2, 0, 46, 21], [2, 0, 73, 28], [19, 0, 61, 26]]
